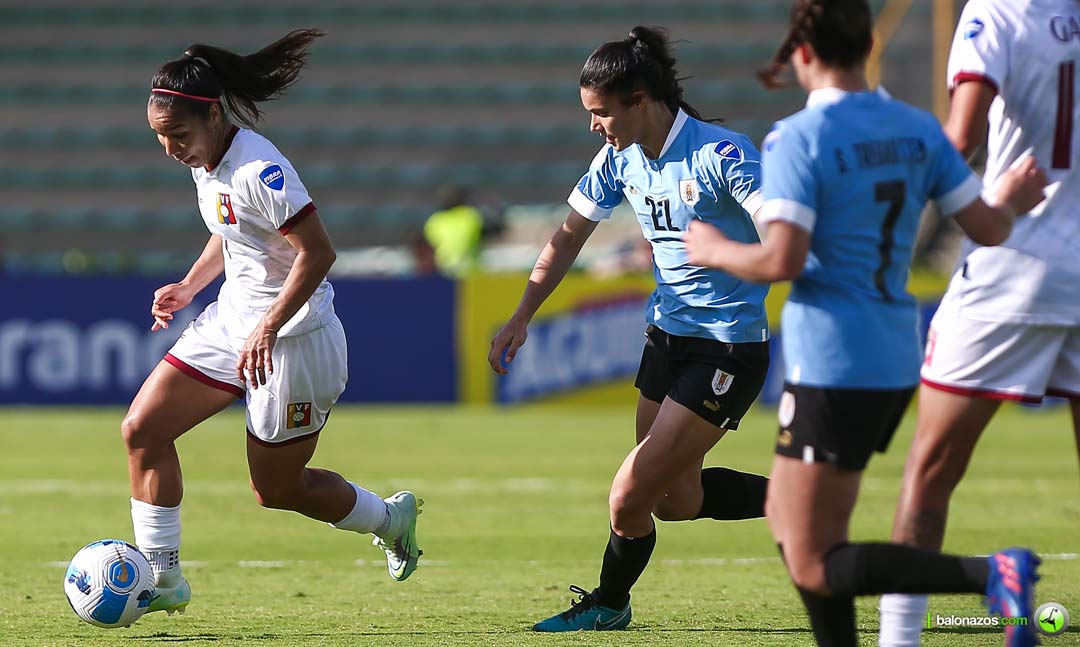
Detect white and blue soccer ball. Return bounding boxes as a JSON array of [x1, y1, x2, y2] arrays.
[[63, 539, 155, 628]]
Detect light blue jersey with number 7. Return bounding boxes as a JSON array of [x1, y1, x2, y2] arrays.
[[757, 87, 983, 388]]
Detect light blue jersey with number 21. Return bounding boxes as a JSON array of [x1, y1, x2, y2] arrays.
[[570, 109, 770, 344]]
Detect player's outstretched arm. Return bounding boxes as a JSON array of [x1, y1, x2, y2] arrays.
[[685, 219, 809, 283], [150, 234, 225, 331], [488, 210, 599, 374], [953, 156, 1049, 246]]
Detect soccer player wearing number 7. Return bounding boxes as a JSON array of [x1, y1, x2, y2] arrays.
[[880, 2, 1080, 645], [489, 27, 771, 632], [683, 2, 1049, 646], [130, 30, 423, 617]]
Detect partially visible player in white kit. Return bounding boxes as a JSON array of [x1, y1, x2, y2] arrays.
[[880, 2, 1077, 645], [130, 29, 423, 616]]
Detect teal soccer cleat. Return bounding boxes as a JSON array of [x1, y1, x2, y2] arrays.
[[372, 491, 423, 581], [532, 585, 632, 632], [146, 574, 190, 616], [985, 547, 1041, 647]]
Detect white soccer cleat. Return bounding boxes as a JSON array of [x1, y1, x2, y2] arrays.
[[372, 491, 423, 581]]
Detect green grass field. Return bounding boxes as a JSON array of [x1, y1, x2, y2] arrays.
[[0, 403, 1077, 647]]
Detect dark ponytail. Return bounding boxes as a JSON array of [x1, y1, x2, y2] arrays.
[[149, 28, 324, 128], [759, 0, 873, 89], [580, 26, 707, 121]]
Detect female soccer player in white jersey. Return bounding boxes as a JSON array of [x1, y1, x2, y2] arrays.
[[880, 1, 1080, 644], [130, 29, 422, 615], [684, 2, 1048, 646], [489, 26, 772, 632]]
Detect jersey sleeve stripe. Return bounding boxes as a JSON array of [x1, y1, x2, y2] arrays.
[[568, 188, 613, 221], [755, 198, 816, 232], [164, 353, 244, 397], [950, 71, 999, 94], [278, 201, 317, 235], [741, 189, 765, 218], [936, 173, 982, 216]]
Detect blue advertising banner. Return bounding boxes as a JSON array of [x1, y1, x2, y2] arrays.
[[0, 276, 456, 405]]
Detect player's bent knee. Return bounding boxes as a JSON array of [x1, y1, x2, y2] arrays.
[[787, 560, 830, 595], [609, 488, 658, 532], [121, 412, 153, 451]]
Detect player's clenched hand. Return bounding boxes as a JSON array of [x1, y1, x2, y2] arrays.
[[684, 220, 730, 268], [150, 282, 195, 332], [995, 156, 1049, 216], [489, 316, 529, 375], [237, 324, 277, 389]]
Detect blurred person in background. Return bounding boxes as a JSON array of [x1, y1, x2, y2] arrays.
[[684, 1, 1047, 646], [490, 26, 771, 632], [423, 184, 495, 276], [881, 1, 1080, 644], [130, 29, 423, 617]]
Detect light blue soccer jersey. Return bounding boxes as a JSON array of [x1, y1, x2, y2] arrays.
[[758, 88, 982, 388], [569, 109, 770, 343]]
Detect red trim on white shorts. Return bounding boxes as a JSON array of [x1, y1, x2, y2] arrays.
[[920, 377, 1041, 404], [245, 412, 329, 448], [164, 353, 244, 397], [1047, 388, 1080, 401], [278, 202, 316, 235]]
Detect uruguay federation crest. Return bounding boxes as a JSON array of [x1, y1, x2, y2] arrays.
[[711, 369, 734, 396], [679, 179, 700, 206]]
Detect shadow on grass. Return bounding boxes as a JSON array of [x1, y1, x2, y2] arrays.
[[134, 626, 817, 641]]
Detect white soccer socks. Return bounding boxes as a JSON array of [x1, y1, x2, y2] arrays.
[[879, 593, 929, 647], [329, 482, 390, 535], [130, 497, 182, 587]]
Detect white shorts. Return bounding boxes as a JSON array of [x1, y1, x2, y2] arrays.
[[921, 307, 1080, 403], [165, 301, 348, 445]]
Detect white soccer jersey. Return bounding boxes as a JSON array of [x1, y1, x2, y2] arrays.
[[945, 0, 1080, 324], [192, 127, 334, 337]]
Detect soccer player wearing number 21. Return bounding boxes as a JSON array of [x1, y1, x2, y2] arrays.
[[881, 1, 1080, 645], [490, 27, 772, 632], [684, 1, 1049, 646]]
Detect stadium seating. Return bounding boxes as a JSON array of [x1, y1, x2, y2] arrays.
[[0, 0, 927, 272]]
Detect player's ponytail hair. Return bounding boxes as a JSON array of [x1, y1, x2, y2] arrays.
[[149, 28, 324, 128], [759, 0, 873, 89], [580, 26, 710, 121]]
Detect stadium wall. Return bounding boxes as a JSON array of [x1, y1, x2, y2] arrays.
[[0, 272, 947, 406], [0, 276, 456, 405]]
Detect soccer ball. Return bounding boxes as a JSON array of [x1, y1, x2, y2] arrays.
[[63, 539, 155, 628]]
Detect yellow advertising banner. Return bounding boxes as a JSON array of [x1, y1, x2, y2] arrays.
[[459, 270, 949, 405], [460, 273, 791, 405]]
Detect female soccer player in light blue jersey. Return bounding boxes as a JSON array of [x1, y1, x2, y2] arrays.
[[489, 26, 771, 632], [684, 2, 1048, 646]]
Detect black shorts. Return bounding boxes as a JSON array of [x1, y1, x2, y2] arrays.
[[634, 324, 769, 430], [774, 383, 915, 471]]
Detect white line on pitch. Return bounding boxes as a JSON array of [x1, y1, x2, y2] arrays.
[[45, 553, 1079, 570]]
